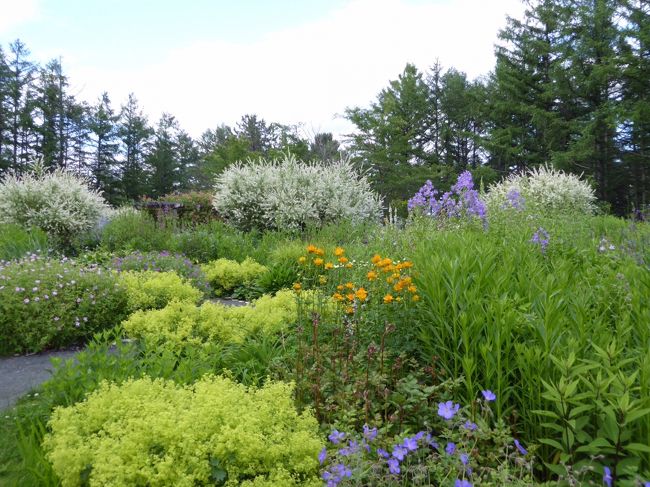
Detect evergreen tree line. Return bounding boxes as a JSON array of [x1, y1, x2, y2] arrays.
[[0, 40, 341, 205], [345, 0, 650, 215], [1, 0, 648, 214]]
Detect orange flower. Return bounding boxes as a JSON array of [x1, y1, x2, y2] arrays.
[[401, 276, 412, 285], [324, 262, 334, 270], [346, 293, 355, 302], [408, 285, 417, 293], [315, 247, 325, 256], [313, 258, 324, 266], [293, 282, 302, 291], [345, 263, 353, 269], [382, 264, 394, 273], [367, 271, 377, 281], [345, 282, 354, 289], [298, 256, 307, 264], [355, 287, 368, 302], [371, 254, 382, 264], [334, 247, 345, 257], [402, 261, 413, 268], [380, 258, 392, 268], [383, 294, 394, 304], [412, 294, 420, 302], [306, 244, 317, 254], [345, 306, 355, 314], [394, 282, 404, 292], [332, 292, 344, 302], [396, 296, 403, 302], [338, 256, 349, 264], [337, 284, 344, 291], [387, 276, 395, 284]]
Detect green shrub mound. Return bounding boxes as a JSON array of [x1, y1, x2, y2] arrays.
[[0, 223, 49, 261], [202, 257, 268, 296], [121, 290, 301, 348], [43, 376, 323, 487], [119, 270, 203, 313], [0, 256, 128, 355]]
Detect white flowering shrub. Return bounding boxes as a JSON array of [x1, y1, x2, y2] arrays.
[[0, 162, 110, 245], [484, 166, 597, 215], [213, 155, 383, 231]]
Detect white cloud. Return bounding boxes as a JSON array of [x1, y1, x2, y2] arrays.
[[65, 0, 525, 139], [0, 0, 40, 33]]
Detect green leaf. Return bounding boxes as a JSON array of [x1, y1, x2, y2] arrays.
[[624, 443, 650, 454], [538, 438, 564, 451]]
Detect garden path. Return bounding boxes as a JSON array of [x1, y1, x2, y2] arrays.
[[0, 298, 249, 411]]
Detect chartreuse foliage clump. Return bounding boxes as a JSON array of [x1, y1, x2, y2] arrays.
[[121, 289, 301, 348], [119, 270, 203, 312], [43, 376, 323, 487], [201, 257, 268, 296]]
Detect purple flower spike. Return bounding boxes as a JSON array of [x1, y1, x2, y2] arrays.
[[481, 390, 496, 402], [514, 439, 528, 455], [438, 400, 460, 420], [603, 466, 612, 487]]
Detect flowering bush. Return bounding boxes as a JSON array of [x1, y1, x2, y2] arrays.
[[484, 166, 597, 215], [212, 154, 383, 231], [44, 376, 323, 486], [201, 257, 268, 296], [408, 171, 487, 226], [112, 251, 211, 296], [0, 161, 110, 246], [0, 255, 128, 355], [119, 270, 203, 313], [121, 289, 301, 348]]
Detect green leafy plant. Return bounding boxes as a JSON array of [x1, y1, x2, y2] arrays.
[[118, 270, 203, 313], [202, 257, 268, 297]]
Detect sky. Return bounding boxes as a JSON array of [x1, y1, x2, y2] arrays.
[[0, 0, 526, 139]]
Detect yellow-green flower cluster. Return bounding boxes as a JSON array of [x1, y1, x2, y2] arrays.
[[44, 376, 323, 487]]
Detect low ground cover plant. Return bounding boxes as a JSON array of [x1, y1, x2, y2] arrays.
[[202, 257, 268, 297], [118, 270, 203, 313], [0, 255, 128, 355], [44, 376, 323, 486]]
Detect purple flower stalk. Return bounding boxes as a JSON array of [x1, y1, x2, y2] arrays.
[[603, 466, 612, 487], [531, 227, 550, 252]]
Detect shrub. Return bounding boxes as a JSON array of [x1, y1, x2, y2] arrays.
[[484, 165, 597, 215], [212, 154, 383, 231], [100, 210, 172, 252], [119, 271, 203, 313], [112, 251, 211, 296], [142, 191, 218, 226], [0, 223, 49, 261], [43, 376, 323, 486], [202, 258, 268, 296], [0, 255, 128, 355], [121, 290, 301, 349], [0, 161, 110, 247]]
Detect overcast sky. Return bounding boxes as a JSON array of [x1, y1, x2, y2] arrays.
[[0, 0, 526, 139]]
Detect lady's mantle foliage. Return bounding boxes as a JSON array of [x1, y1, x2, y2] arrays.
[[212, 154, 383, 231]]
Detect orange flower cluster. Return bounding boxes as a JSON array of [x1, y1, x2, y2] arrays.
[[300, 245, 352, 269], [370, 254, 419, 304]]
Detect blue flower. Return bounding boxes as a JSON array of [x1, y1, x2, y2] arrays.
[[392, 445, 408, 461], [328, 430, 345, 444], [455, 480, 472, 487], [363, 424, 377, 442], [603, 466, 612, 487], [402, 436, 418, 452], [387, 457, 401, 475], [438, 401, 460, 420], [481, 390, 496, 402], [460, 453, 469, 465], [531, 227, 550, 252], [377, 448, 390, 459], [514, 439, 528, 455], [318, 447, 327, 465], [446, 442, 456, 455], [462, 420, 478, 431], [339, 440, 360, 457]]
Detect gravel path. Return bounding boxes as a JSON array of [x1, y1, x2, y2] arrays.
[[0, 298, 249, 411]]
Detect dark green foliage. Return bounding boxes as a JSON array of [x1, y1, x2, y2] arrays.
[[0, 223, 48, 260]]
